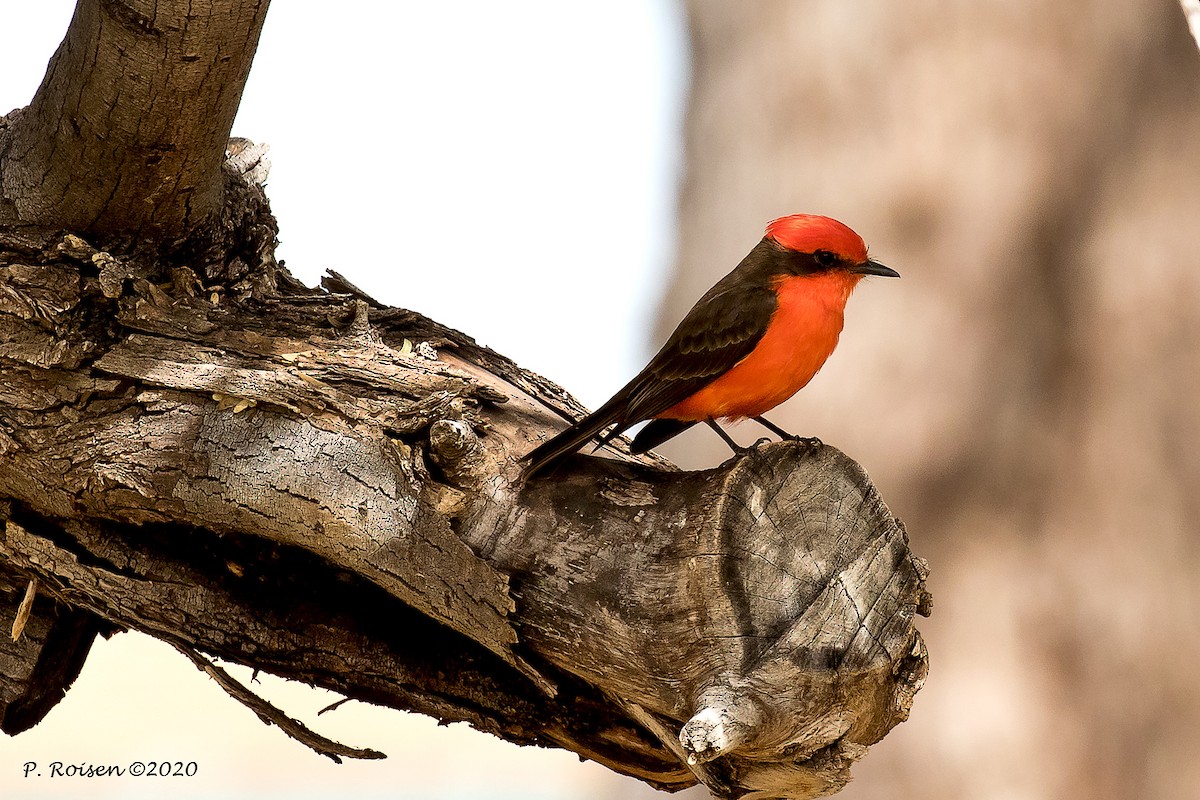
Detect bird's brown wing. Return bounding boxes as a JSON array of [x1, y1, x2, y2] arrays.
[[522, 278, 777, 476], [614, 279, 778, 423]]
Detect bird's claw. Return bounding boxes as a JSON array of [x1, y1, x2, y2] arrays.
[[790, 435, 823, 451]]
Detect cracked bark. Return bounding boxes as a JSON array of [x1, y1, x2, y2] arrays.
[[0, 0, 270, 241], [0, 3, 930, 798], [0, 220, 931, 796]]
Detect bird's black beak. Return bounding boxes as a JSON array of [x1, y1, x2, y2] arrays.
[[853, 259, 900, 278]]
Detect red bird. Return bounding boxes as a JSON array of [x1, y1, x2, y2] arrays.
[[522, 214, 897, 476]]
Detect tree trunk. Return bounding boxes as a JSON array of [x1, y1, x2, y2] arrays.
[[0, 4, 930, 798], [0, 0, 270, 242]]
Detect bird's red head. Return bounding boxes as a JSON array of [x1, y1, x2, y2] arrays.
[[765, 214, 868, 263]]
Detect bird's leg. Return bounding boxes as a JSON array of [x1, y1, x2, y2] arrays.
[[749, 415, 793, 439], [750, 416, 822, 450], [704, 420, 746, 455]]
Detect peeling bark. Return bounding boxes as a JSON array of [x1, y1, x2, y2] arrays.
[[0, 196, 929, 795], [0, 4, 929, 797]]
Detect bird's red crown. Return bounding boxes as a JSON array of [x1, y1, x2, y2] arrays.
[[765, 214, 868, 263]]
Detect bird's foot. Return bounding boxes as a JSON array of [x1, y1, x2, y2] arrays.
[[789, 435, 823, 452]]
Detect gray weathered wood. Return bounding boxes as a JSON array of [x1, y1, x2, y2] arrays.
[[0, 4, 929, 794], [0, 557, 114, 735], [0, 222, 930, 797], [0, 0, 271, 240], [486, 444, 929, 797]]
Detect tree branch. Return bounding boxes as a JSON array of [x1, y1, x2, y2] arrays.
[[0, 5, 930, 797], [0, 0, 271, 242], [172, 643, 386, 764], [0, 206, 930, 796]]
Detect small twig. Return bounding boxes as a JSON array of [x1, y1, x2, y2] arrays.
[[616, 698, 733, 799], [321, 269, 384, 308], [172, 643, 386, 763], [10, 578, 37, 641], [317, 697, 351, 716]]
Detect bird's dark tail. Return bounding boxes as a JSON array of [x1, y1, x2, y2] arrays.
[[630, 419, 696, 454], [521, 404, 629, 478]]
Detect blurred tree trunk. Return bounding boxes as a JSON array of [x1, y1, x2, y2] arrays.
[[671, 2, 1200, 798]]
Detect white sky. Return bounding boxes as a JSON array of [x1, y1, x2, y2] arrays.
[[0, 3, 690, 798], [236, 2, 687, 409]]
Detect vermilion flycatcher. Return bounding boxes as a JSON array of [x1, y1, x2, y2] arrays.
[[522, 214, 897, 476]]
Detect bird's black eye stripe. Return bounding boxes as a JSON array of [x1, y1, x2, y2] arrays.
[[813, 249, 837, 267]]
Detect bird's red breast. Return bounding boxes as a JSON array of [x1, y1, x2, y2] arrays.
[[519, 213, 895, 477], [659, 269, 861, 421]]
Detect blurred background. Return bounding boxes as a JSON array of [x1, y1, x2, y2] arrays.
[[3, 1, 1200, 799]]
